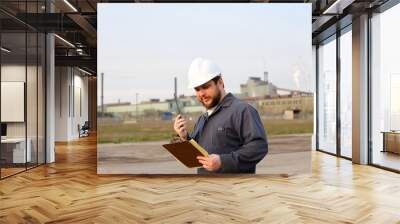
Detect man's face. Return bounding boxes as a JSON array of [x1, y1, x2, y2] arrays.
[[194, 78, 223, 109]]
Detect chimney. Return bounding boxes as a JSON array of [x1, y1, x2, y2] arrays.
[[264, 71, 269, 84]]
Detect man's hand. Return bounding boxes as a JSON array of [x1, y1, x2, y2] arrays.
[[174, 114, 188, 141], [197, 154, 221, 172]]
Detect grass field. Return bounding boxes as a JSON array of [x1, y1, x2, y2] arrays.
[[98, 118, 313, 144]]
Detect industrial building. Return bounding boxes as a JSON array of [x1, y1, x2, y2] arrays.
[[240, 74, 278, 98], [103, 76, 313, 120]]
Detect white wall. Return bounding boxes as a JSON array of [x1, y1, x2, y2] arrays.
[[55, 67, 89, 141], [71, 72, 89, 138], [55, 67, 69, 141]]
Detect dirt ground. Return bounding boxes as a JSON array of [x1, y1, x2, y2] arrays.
[[97, 134, 312, 175]]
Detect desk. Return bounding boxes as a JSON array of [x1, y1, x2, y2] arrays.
[[382, 131, 400, 154], [1, 138, 31, 163]]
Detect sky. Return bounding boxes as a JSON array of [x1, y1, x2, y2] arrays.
[[98, 3, 312, 104]]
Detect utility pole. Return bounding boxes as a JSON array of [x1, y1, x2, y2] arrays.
[[101, 72, 104, 116], [136, 93, 139, 122]]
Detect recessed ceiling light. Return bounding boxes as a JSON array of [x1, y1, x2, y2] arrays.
[[78, 67, 92, 76], [63, 0, 78, 12], [54, 34, 75, 48], [323, 0, 355, 14], [1, 47, 11, 53]]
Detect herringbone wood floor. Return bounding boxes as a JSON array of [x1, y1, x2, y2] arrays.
[[1, 136, 400, 223]]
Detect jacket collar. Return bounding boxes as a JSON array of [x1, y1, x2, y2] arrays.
[[219, 92, 234, 108], [204, 92, 234, 119]]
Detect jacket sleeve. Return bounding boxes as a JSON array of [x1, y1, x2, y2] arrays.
[[218, 105, 268, 173]]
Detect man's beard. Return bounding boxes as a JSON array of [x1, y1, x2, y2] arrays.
[[200, 89, 222, 109]]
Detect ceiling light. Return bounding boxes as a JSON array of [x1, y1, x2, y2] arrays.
[[54, 34, 75, 48], [78, 67, 92, 76], [76, 48, 85, 55], [63, 0, 78, 12], [1, 47, 11, 53], [323, 0, 354, 15]]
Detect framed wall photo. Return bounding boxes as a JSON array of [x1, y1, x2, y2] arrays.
[[1, 81, 25, 122], [97, 3, 313, 175]]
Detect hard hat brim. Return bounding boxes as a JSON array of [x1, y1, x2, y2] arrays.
[[188, 74, 221, 89]]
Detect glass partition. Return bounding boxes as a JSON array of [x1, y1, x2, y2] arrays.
[[371, 3, 400, 171], [0, 1, 46, 179], [339, 28, 352, 158], [1, 31, 28, 177], [317, 36, 337, 154]]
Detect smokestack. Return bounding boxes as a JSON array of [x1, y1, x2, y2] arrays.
[[264, 71, 269, 84]]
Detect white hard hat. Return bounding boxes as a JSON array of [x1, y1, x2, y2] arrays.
[[187, 57, 222, 89]]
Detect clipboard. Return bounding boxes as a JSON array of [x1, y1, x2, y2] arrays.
[[162, 139, 209, 168]]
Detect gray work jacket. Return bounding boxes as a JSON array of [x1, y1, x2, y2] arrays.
[[189, 93, 268, 174]]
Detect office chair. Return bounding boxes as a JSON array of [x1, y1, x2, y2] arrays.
[[79, 121, 90, 138]]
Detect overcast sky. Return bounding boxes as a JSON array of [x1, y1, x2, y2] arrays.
[[98, 3, 312, 104]]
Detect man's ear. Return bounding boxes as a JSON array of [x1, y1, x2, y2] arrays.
[[219, 78, 225, 89]]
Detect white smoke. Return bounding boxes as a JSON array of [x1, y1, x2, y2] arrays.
[[292, 64, 302, 90]]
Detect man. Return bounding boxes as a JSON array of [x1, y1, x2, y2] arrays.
[[174, 58, 268, 174]]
